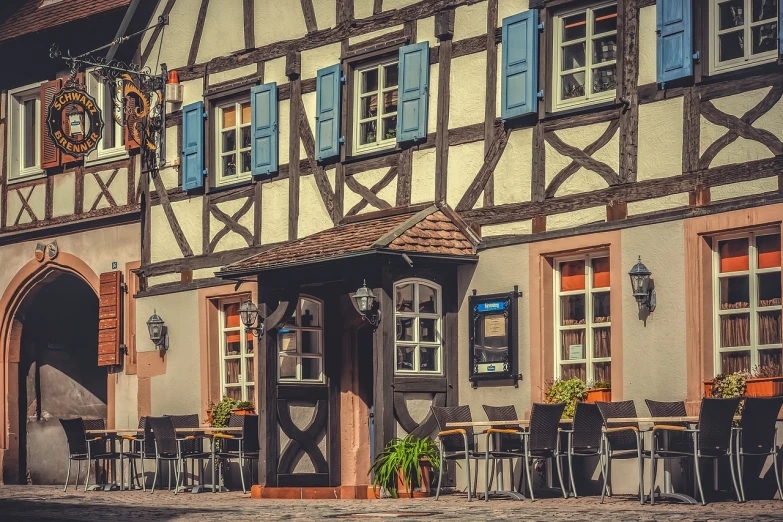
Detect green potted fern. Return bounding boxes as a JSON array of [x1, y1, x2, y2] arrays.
[[369, 435, 441, 498]]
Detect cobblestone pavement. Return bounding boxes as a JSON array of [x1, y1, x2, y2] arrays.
[[0, 486, 782, 521]]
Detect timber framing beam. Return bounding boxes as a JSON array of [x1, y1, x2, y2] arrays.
[[208, 196, 254, 253], [150, 173, 194, 257], [345, 167, 397, 216]]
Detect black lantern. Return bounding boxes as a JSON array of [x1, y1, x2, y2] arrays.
[[239, 300, 263, 338], [628, 256, 656, 311], [351, 280, 380, 326], [146, 310, 166, 348]]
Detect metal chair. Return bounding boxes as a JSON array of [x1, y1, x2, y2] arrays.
[[561, 402, 606, 498], [59, 418, 120, 492], [482, 405, 525, 499], [120, 416, 147, 490], [430, 405, 487, 501], [518, 402, 568, 501], [215, 413, 259, 493], [735, 397, 783, 502], [148, 416, 209, 494], [595, 400, 645, 505], [166, 414, 205, 489]]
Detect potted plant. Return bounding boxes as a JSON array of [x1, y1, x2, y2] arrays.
[[586, 380, 611, 403], [544, 377, 587, 419], [708, 371, 747, 418], [745, 364, 783, 397], [369, 435, 440, 498], [230, 400, 256, 416], [209, 396, 255, 428]]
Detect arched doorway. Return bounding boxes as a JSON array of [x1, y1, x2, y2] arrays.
[[1, 257, 106, 485]]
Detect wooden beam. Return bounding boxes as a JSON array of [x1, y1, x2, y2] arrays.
[[286, 51, 302, 79], [188, 0, 211, 66], [373, 0, 384, 15], [243, 0, 255, 49], [455, 124, 510, 211], [141, 171, 151, 265], [288, 78, 301, 241], [89, 169, 119, 212], [337, 0, 354, 25], [619, 0, 639, 183], [483, 0, 498, 207], [544, 131, 622, 187], [531, 122, 545, 202], [137, 243, 276, 277], [396, 147, 412, 206], [45, 176, 53, 220], [346, 167, 397, 216], [208, 197, 254, 252], [701, 102, 783, 156], [253, 181, 262, 246], [300, 97, 335, 222], [435, 38, 452, 203], [150, 173, 194, 257], [75, 165, 84, 214], [301, 0, 318, 33], [683, 87, 701, 173], [435, 9, 455, 39]]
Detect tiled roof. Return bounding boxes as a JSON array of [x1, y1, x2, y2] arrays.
[[220, 204, 480, 275], [0, 0, 130, 43]]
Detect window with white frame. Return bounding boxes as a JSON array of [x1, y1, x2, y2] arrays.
[[7, 83, 42, 181], [709, 0, 779, 74], [555, 254, 611, 384], [552, 2, 618, 112], [86, 71, 126, 164], [215, 97, 252, 186], [395, 279, 442, 374], [712, 231, 782, 375], [353, 59, 399, 154], [278, 296, 324, 383], [220, 299, 256, 401]]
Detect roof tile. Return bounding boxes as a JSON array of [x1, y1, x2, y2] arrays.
[[0, 0, 130, 42]]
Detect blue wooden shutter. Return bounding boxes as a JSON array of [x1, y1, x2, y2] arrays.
[[181, 101, 205, 191], [315, 64, 342, 162], [656, 0, 693, 85], [501, 10, 538, 120], [251, 82, 278, 176], [397, 42, 430, 143], [779, 0, 782, 62]]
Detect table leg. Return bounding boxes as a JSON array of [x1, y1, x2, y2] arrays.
[[120, 439, 124, 491], [648, 431, 698, 505]]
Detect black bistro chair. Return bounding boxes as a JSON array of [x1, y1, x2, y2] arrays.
[[60, 418, 120, 492], [148, 416, 210, 494], [595, 401, 645, 504], [482, 405, 525, 498], [561, 402, 605, 498], [215, 413, 260, 493], [735, 396, 783, 502], [518, 402, 568, 501], [166, 414, 204, 488], [430, 405, 486, 501], [120, 416, 148, 490]]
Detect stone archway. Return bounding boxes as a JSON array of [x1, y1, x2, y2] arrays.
[[0, 253, 102, 484]]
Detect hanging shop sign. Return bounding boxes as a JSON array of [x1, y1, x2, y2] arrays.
[[46, 85, 104, 156], [468, 288, 521, 388]]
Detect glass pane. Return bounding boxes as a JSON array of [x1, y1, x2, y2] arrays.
[[593, 362, 611, 384], [752, 21, 778, 54], [360, 95, 378, 119], [245, 386, 255, 401], [246, 334, 254, 354], [382, 116, 397, 141], [224, 387, 242, 400], [719, 275, 750, 310], [222, 105, 236, 129], [245, 357, 255, 383], [759, 272, 782, 307], [561, 363, 586, 382], [225, 333, 241, 356], [224, 302, 240, 328], [420, 346, 439, 372], [419, 285, 438, 313], [721, 351, 751, 374], [361, 68, 378, 94], [300, 298, 321, 327], [301, 331, 321, 354], [241, 102, 251, 125], [719, 0, 745, 29], [720, 314, 751, 347], [593, 36, 617, 64], [419, 318, 438, 343], [397, 345, 415, 371], [396, 318, 414, 342], [222, 129, 236, 152], [241, 126, 251, 149], [759, 311, 782, 345], [225, 359, 241, 384], [222, 155, 237, 177], [279, 332, 297, 353], [562, 42, 586, 71], [359, 121, 377, 145], [562, 12, 586, 42], [302, 357, 321, 380], [720, 238, 749, 272], [561, 71, 586, 100], [241, 150, 251, 173], [396, 283, 414, 312], [757, 234, 781, 269], [23, 99, 36, 169], [719, 30, 745, 62], [759, 348, 782, 370], [593, 5, 617, 34], [593, 327, 611, 358], [593, 293, 611, 323], [279, 355, 297, 380], [561, 329, 586, 361], [753, 0, 778, 21], [592, 257, 610, 288], [383, 91, 398, 114], [561, 295, 586, 325], [383, 63, 398, 88], [592, 65, 616, 94], [102, 85, 115, 146], [560, 260, 586, 291]]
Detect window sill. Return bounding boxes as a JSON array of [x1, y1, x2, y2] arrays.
[[543, 99, 619, 122], [8, 170, 45, 185], [84, 148, 129, 167], [701, 60, 781, 86], [344, 145, 399, 165], [211, 175, 254, 193]]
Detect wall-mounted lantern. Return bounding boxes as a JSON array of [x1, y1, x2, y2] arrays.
[[239, 299, 264, 338], [628, 256, 656, 312], [146, 310, 168, 356], [351, 280, 381, 327]]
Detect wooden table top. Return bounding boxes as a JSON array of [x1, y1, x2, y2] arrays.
[[446, 419, 572, 427], [85, 427, 242, 435], [445, 416, 749, 428]]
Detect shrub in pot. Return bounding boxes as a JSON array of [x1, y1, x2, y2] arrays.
[[369, 435, 441, 498], [544, 377, 587, 419]]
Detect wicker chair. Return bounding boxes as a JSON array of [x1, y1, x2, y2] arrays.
[[59, 418, 120, 492], [166, 414, 205, 488], [215, 414, 259, 493], [644, 399, 694, 501], [519, 403, 567, 501], [561, 402, 606, 498], [120, 417, 147, 490], [482, 405, 524, 498], [148, 416, 210, 494], [595, 400, 645, 504], [430, 405, 486, 501], [735, 397, 783, 502]]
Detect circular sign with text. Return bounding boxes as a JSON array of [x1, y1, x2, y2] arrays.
[[46, 87, 104, 156]]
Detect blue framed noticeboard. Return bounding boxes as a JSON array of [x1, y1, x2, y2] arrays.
[[468, 289, 520, 387]]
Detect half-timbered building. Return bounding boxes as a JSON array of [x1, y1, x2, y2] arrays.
[[1, 0, 782, 498]]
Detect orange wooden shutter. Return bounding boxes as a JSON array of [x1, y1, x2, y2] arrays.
[[40, 79, 62, 169], [98, 271, 123, 367]]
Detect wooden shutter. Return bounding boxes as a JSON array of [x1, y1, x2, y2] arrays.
[[98, 271, 123, 367], [779, 0, 782, 64], [181, 101, 205, 190], [251, 82, 278, 176], [397, 42, 430, 143], [656, 0, 693, 85], [501, 10, 538, 120], [315, 64, 342, 162], [40, 79, 62, 169]]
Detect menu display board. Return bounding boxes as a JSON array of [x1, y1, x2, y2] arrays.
[[468, 290, 520, 387]]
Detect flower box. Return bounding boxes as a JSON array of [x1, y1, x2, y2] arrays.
[[704, 377, 783, 398], [230, 406, 256, 415], [585, 388, 611, 403]]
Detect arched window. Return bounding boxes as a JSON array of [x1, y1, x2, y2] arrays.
[[394, 279, 442, 374], [277, 296, 324, 383]]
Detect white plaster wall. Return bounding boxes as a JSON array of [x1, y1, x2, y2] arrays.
[[481, 220, 532, 237], [114, 373, 138, 430], [449, 54, 487, 129], [637, 97, 683, 181], [498, 0, 529, 21], [638, 6, 657, 86], [494, 127, 532, 205], [140, 0, 198, 71], [312, 0, 337, 29], [547, 206, 605, 231], [150, 197, 202, 263], [299, 175, 333, 237], [84, 168, 128, 211], [52, 171, 76, 218], [29, 184, 46, 223], [196, 0, 245, 63], [627, 193, 689, 215], [209, 64, 257, 86], [446, 141, 485, 209], [545, 121, 619, 197], [7, 184, 46, 225], [411, 148, 436, 204], [417, 16, 437, 48], [354, 0, 375, 19], [454, 2, 487, 41], [212, 197, 253, 252], [302, 43, 342, 81], [158, 166, 179, 193], [264, 56, 288, 86], [255, 0, 307, 48], [427, 63, 439, 135], [383, 0, 420, 10], [181, 79, 204, 107], [711, 178, 779, 201], [261, 178, 289, 244], [278, 99, 291, 166], [346, 168, 398, 214], [302, 91, 318, 144]]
